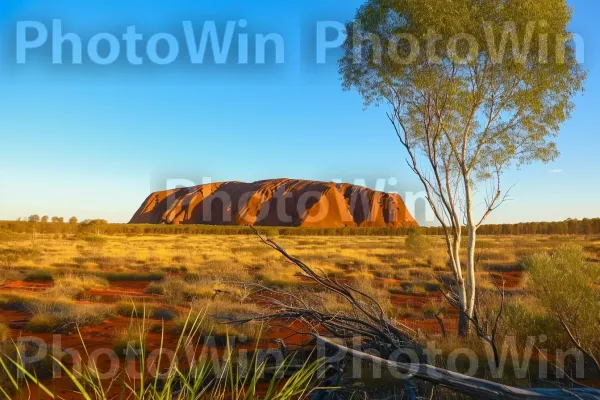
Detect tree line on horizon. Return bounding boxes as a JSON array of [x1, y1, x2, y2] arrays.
[[0, 217, 599, 237]]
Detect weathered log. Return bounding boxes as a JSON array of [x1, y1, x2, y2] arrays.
[[316, 336, 600, 400]]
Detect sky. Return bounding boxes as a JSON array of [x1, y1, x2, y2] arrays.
[[0, 0, 598, 225]]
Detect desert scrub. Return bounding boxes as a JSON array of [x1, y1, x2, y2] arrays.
[[502, 299, 566, 350], [172, 299, 261, 339], [0, 293, 35, 312], [145, 282, 165, 296], [48, 274, 109, 299], [116, 301, 155, 318], [23, 269, 54, 282], [404, 228, 429, 260], [79, 234, 108, 246], [115, 301, 177, 321], [149, 277, 244, 305], [0, 269, 22, 285], [0, 247, 41, 268], [526, 245, 600, 362], [113, 322, 148, 358], [0, 313, 323, 400], [26, 299, 114, 333], [103, 271, 164, 282]]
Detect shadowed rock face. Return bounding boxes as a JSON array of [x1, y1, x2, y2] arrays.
[[129, 179, 418, 228]]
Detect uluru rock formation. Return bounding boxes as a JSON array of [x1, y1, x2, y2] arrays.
[[130, 179, 418, 228]]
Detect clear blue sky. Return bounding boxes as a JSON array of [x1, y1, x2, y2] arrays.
[[0, 0, 598, 225]]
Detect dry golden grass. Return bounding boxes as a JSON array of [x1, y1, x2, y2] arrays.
[[1, 233, 598, 294], [0, 232, 598, 336]]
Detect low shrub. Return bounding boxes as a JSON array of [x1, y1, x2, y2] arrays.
[[0, 293, 32, 312], [405, 229, 429, 260], [172, 299, 261, 339], [145, 282, 165, 295], [113, 324, 147, 358], [526, 245, 600, 359], [150, 308, 177, 321], [0, 312, 323, 399], [23, 270, 53, 282], [79, 235, 107, 245], [116, 301, 150, 318], [502, 300, 566, 350], [27, 314, 58, 333], [26, 300, 114, 333], [103, 272, 165, 282], [424, 282, 442, 292], [49, 274, 109, 299], [0, 247, 41, 268]]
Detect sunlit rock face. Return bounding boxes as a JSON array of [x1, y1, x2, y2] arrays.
[[130, 179, 418, 228]]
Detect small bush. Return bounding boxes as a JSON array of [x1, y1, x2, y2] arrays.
[[0, 294, 31, 312], [145, 282, 165, 295], [503, 300, 566, 349], [27, 314, 58, 333], [424, 282, 442, 292], [422, 301, 444, 319], [113, 325, 147, 358], [405, 229, 428, 260], [24, 270, 53, 282], [26, 300, 114, 333], [49, 274, 109, 299], [526, 245, 600, 359], [172, 299, 261, 339], [0, 248, 41, 268], [400, 282, 414, 293], [104, 272, 164, 282], [116, 301, 161, 318], [80, 235, 107, 245], [150, 308, 177, 321]]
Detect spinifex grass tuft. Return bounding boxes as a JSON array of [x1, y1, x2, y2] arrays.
[[0, 306, 325, 400]]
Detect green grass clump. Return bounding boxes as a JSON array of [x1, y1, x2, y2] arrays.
[[26, 300, 114, 333], [1, 310, 325, 400], [79, 234, 108, 245], [525, 245, 600, 358], [113, 323, 147, 358], [49, 274, 109, 299], [172, 299, 261, 340], [145, 282, 165, 295], [23, 269, 53, 282], [0, 247, 41, 267], [103, 272, 165, 282], [0, 294, 32, 312], [27, 314, 58, 334]]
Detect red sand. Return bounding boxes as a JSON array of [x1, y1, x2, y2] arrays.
[[0, 268, 526, 398]]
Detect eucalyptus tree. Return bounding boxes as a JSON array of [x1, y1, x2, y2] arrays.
[[340, 0, 585, 335]]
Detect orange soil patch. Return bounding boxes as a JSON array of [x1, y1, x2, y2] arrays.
[[0, 280, 53, 292], [496, 270, 524, 289], [87, 280, 155, 302], [0, 268, 527, 398]]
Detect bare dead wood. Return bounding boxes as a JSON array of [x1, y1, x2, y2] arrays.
[[316, 336, 600, 400], [244, 226, 417, 352], [558, 316, 600, 374], [434, 308, 446, 338]]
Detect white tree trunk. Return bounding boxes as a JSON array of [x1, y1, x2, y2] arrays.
[[463, 176, 478, 334], [466, 224, 477, 320]]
